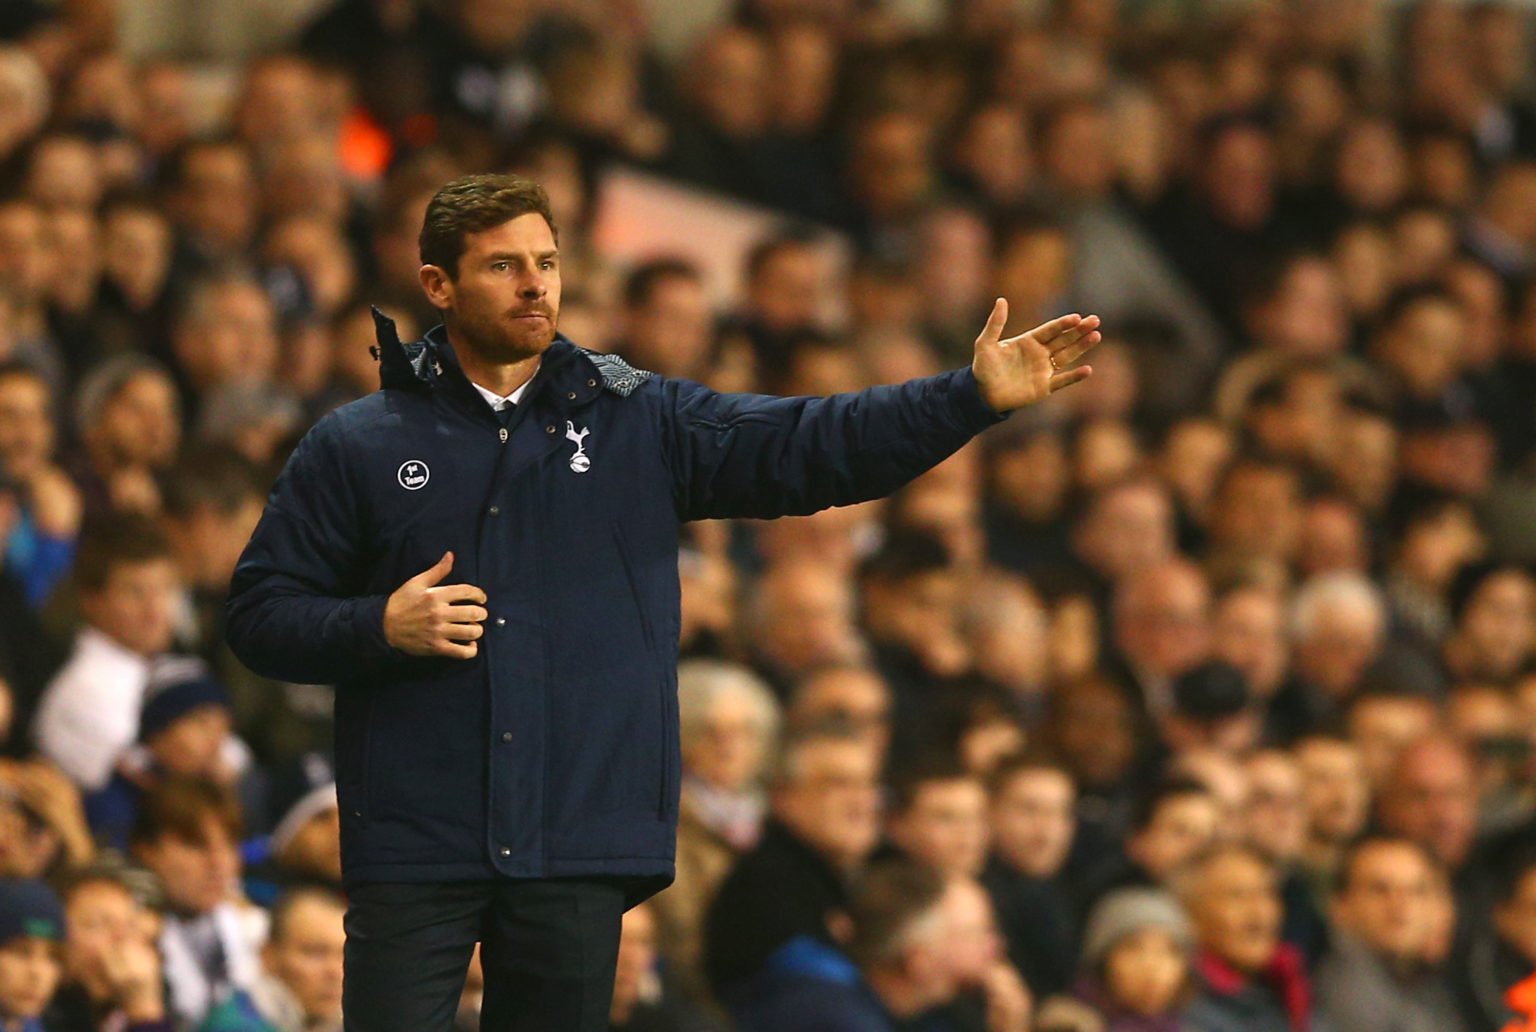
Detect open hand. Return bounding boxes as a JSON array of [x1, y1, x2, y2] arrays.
[[971, 299, 1101, 413], [383, 551, 488, 659]]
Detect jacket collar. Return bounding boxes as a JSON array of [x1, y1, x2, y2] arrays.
[[369, 307, 605, 414]]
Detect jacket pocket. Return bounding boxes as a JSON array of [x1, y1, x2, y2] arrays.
[[612, 521, 656, 652]]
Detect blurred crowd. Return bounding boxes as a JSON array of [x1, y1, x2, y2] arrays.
[[1, 0, 1535, 1030]]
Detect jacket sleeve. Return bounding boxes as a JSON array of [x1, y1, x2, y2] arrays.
[[225, 413, 400, 685], [661, 366, 1007, 522]]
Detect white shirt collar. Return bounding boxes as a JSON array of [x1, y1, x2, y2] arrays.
[[470, 367, 538, 411]]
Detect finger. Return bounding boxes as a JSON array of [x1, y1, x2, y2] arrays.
[[1053, 329, 1103, 365], [1025, 312, 1083, 345], [412, 551, 454, 587], [976, 297, 1008, 346], [1048, 365, 1093, 392], [442, 604, 488, 624], [441, 621, 484, 642], [432, 583, 488, 605], [434, 640, 479, 660], [1046, 314, 1101, 353]]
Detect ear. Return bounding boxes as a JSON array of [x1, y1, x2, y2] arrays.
[[418, 264, 453, 310]]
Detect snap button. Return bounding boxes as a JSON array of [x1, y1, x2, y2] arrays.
[[499, 847, 511, 857], [501, 732, 513, 743], [495, 617, 506, 626], [488, 505, 500, 516], [567, 391, 576, 400], [587, 379, 596, 387], [546, 424, 556, 434]]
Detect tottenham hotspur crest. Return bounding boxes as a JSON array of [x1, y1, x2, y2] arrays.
[[565, 421, 591, 473]]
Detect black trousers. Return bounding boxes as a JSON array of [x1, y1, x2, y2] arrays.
[[342, 878, 628, 1032]]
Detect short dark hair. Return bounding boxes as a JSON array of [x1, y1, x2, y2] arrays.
[[161, 446, 266, 519], [418, 173, 557, 278], [74, 515, 175, 593], [1333, 834, 1437, 896], [887, 753, 980, 818], [1130, 776, 1213, 834], [130, 776, 243, 850], [845, 857, 948, 971], [269, 885, 346, 943], [623, 258, 701, 309]]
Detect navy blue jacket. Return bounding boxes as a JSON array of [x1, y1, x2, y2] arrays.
[[226, 313, 1003, 901]]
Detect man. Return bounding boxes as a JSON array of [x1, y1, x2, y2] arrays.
[[1316, 835, 1466, 1032], [32, 517, 182, 792], [225, 173, 1100, 1030], [886, 760, 990, 880], [1179, 844, 1318, 1032], [703, 726, 882, 999], [733, 860, 1027, 1032], [130, 777, 259, 1027], [200, 887, 346, 1032], [982, 753, 1078, 999]]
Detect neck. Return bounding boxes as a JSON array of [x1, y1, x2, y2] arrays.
[[447, 325, 542, 398]]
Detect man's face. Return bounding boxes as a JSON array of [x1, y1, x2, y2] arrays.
[[1334, 842, 1437, 962], [423, 214, 561, 362], [991, 768, 1075, 878], [148, 707, 231, 778], [175, 282, 279, 390], [1189, 852, 1281, 974], [81, 558, 180, 657], [1349, 697, 1435, 788], [280, 809, 342, 884], [0, 937, 60, 1020], [936, 879, 1003, 988], [773, 740, 881, 869], [138, 816, 240, 915], [1117, 568, 1211, 679], [1460, 571, 1536, 677], [1078, 483, 1174, 582], [791, 670, 891, 760], [94, 372, 181, 469], [1244, 753, 1307, 863], [1130, 794, 1219, 882], [1296, 738, 1369, 845], [64, 881, 140, 996], [627, 274, 711, 377], [889, 779, 990, 879], [178, 145, 257, 254], [0, 372, 53, 481], [1296, 602, 1383, 699], [265, 897, 345, 1022], [1213, 589, 1287, 697], [747, 245, 823, 332], [685, 691, 769, 795], [757, 563, 859, 677], [0, 203, 50, 306], [1379, 742, 1478, 869]]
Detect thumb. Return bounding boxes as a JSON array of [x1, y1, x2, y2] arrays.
[[414, 551, 453, 587], [976, 297, 1007, 348]]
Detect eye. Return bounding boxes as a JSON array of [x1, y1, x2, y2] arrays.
[[491, 261, 509, 272], [540, 260, 556, 271]]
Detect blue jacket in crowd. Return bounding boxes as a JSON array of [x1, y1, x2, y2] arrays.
[[226, 312, 1003, 901]]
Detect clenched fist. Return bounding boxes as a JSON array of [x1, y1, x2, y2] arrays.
[[383, 551, 488, 659]]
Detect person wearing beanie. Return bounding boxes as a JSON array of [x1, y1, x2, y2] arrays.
[[0, 879, 66, 1032], [84, 657, 236, 850], [1054, 887, 1193, 1032]]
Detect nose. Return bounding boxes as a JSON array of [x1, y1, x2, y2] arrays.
[[519, 273, 546, 299]]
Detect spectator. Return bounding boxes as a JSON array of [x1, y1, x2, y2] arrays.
[[653, 660, 779, 1004], [1377, 736, 1481, 876], [1315, 836, 1466, 1032], [48, 865, 171, 1031], [0, 362, 80, 608], [33, 517, 181, 792], [983, 753, 1079, 999], [1108, 559, 1211, 721], [0, 879, 66, 1031], [733, 860, 1027, 1032], [703, 725, 881, 998], [84, 657, 239, 849], [69, 357, 182, 519], [129, 777, 260, 1027], [198, 886, 344, 1032], [608, 902, 724, 1032], [885, 758, 990, 880], [786, 666, 893, 766], [1078, 778, 1221, 914], [1177, 844, 1317, 1032], [1062, 887, 1194, 1032], [744, 559, 864, 699], [1293, 734, 1371, 898]]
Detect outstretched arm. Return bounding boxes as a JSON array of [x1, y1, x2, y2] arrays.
[[665, 302, 1100, 522]]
